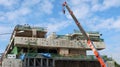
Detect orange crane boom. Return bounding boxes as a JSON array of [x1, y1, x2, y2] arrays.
[[62, 2, 106, 67]]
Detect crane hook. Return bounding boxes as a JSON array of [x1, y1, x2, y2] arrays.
[[62, 8, 65, 14], [62, 2, 67, 14]]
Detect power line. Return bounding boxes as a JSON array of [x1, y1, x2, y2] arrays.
[[0, 33, 11, 35]]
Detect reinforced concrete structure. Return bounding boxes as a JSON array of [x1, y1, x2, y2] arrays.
[[1, 24, 115, 67]]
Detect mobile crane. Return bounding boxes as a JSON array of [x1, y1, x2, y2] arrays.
[[62, 2, 106, 67]]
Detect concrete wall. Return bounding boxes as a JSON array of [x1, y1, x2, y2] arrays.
[[14, 37, 105, 49], [59, 48, 69, 56], [2, 58, 22, 67], [69, 49, 86, 56], [106, 61, 115, 67], [55, 60, 101, 67]]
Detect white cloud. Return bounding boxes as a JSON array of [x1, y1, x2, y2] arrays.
[[65, 0, 91, 20], [88, 17, 120, 31], [92, 0, 120, 11], [0, 0, 15, 7], [73, 5, 90, 19], [0, 7, 31, 23], [0, 26, 12, 33], [32, 18, 72, 34], [22, 0, 54, 14], [0, 0, 54, 23], [103, 0, 120, 9], [0, 0, 20, 9], [47, 21, 71, 34], [112, 17, 120, 29], [68, 0, 120, 12], [22, 0, 41, 7], [92, 4, 102, 12], [39, 0, 54, 14], [69, 0, 82, 6], [6, 7, 31, 21], [0, 16, 5, 21], [95, 18, 114, 30], [0, 26, 13, 41], [101, 43, 120, 64]]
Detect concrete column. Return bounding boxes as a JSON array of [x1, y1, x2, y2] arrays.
[[23, 59, 26, 67], [27, 58, 29, 67], [46, 59, 49, 67], [34, 58, 36, 67], [32, 29, 37, 37], [41, 58, 43, 67], [53, 60, 55, 67]]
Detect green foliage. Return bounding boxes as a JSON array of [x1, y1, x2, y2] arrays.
[[11, 46, 18, 54], [115, 61, 120, 67]]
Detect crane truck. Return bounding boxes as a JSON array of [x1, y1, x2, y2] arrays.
[[62, 2, 106, 67]]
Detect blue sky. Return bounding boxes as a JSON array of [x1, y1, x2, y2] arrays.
[[0, 0, 120, 64]]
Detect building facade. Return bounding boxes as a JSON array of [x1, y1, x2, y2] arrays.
[[1, 24, 114, 67]]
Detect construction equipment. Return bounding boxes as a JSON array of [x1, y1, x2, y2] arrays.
[[62, 2, 106, 67]]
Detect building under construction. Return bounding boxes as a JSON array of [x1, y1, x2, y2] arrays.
[[0, 24, 115, 67]]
